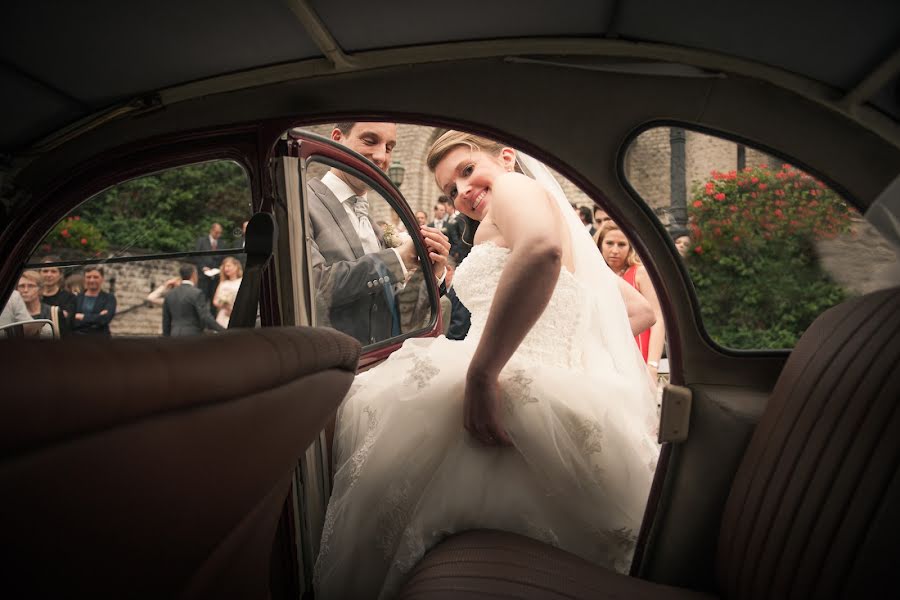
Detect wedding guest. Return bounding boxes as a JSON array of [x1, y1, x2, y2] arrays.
[[0, 290, 40, 337], [415, 210, 428, 227], [194, 222, 223, 313], [670, 228, 691, 258], [597, 222, 665, 381], [439, 195, 464, 262], [0, 290, 30, 326], [163, 264, 225, 336], [578, 205, 596, 236], [19, 271, 52, 320], [71, 266, 117, 337], [146, 276, 182, 307], [212, 256, 243, 328], [428, 202, 447, 229], [239, 220, 250, 267], [594, 206, 614, 228], [17, 271, 57, 337], [40, 257, 76, 330], [444, 257, 471, 340], [64, 272, 84, 296]]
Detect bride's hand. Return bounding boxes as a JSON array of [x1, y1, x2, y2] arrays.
[[464, 368, 513, 447]]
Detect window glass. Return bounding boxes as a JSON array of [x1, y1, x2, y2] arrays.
[[304, 159, 434, 346], [13, 160, 253, 338], [624, 127, 897, 349]]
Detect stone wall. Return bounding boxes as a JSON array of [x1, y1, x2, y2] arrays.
[[103, 258, 182, 336]]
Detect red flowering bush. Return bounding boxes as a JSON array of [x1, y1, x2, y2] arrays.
[[686, 164, 852, 348], [45, 216, 108, 257]]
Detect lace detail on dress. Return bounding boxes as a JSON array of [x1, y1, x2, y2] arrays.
[[375, 480, 413, 560], [599, 526, 638, 573], [402, 355, 439, 390], [316, 403, 382, 587], [563, 412, 605, 456], [502, 368, 539, 414], [349, 406, 380, 486], [453, 242, 586, 370]]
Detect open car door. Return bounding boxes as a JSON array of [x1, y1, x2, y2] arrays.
[[270, 127, 442, 594]]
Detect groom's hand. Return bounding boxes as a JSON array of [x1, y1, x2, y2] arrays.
[[396, 237, 419, 273], [420, 226, 450, 280]]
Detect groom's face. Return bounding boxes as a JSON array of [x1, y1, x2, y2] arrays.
[[331, 123, 397, 194]]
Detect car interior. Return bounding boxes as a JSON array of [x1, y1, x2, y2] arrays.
[[2, 2, 899, 599]]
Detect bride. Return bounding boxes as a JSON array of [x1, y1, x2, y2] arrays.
[[315, 130, 661, 599]]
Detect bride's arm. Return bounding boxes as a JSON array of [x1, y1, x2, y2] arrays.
[[465, 174, 562, 445]]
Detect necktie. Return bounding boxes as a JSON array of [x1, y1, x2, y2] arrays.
[[211, 239, 217, 250], [352, 196, 381, 254]]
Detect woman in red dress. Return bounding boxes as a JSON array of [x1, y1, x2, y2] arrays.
[[596, 223, 665, 383]]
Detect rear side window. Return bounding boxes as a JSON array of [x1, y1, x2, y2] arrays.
[[623, 127, 896, 350], [13, 160, 252, 338]]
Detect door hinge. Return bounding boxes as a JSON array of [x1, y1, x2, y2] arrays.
[[658, 384, 692, 443]]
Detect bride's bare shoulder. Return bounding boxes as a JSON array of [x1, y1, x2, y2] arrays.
[[495, 171, 543, 193], [491, 172, 548, 210]]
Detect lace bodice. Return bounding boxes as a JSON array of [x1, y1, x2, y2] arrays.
[[452, 242, 587, 369]]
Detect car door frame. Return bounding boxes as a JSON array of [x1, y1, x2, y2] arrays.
[[268, 126, 442, 594]]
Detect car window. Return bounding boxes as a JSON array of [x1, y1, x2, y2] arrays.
[[623, 126, 897, 350], [303, 158, 435, 347], [11, 160, 253, 338]]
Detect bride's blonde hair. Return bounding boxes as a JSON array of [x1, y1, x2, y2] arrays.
[[426, 130, 514, 173]]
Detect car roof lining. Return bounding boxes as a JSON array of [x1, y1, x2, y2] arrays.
[[2, 1, 899, 154]]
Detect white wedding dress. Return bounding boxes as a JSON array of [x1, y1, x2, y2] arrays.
[[315, 240, 661, 599]]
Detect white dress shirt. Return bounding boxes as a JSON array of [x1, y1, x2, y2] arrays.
[[321, 171, 409, 281]]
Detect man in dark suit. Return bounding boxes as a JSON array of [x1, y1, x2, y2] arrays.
[[428, 202, 447, 230], [436, 195, 464, 264], [578, 205, 597, 237], [307, 122, 450, 346], [71, 266, 117, 337], [444, 258, 471, 340], [194, 222, 223, 313], [162, 264, 226, 337]]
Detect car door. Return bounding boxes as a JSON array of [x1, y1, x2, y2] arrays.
[[270, 127, 441, 593]]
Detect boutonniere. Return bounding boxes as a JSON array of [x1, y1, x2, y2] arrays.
[[382, 223, 403, 248]]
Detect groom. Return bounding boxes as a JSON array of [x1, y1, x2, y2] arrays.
[[307, 122, 449, 346]]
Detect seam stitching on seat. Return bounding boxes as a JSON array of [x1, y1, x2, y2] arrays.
[[727, 291, 895, 595], [0, 367, 348, 461], [806, 357, 900, 598], [766, 305, 900, 597]]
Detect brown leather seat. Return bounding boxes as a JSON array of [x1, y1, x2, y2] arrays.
[[400, 287, 900, 599], [0, 326, 360, 599], [400, 530, 714, 600]]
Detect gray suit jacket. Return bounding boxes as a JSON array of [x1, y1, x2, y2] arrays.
[[307, 177, 407, 345], [162, 283, 225, 336]]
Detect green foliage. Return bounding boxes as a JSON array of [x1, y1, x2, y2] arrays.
[[62, 160, 251, 254], [39, 216, 108, 259], [686, 164, 852, 349]]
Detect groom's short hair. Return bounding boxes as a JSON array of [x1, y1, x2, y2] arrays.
[[334, 122, 357, 135]]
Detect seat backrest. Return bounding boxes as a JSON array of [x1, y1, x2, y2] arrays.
[[0, 326, 360, 598], [717, 287, 900, 599]]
